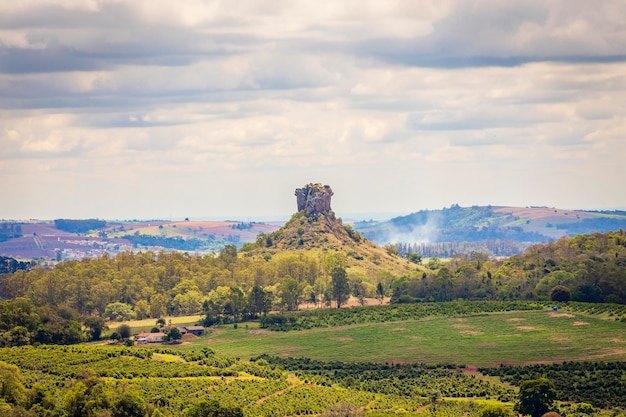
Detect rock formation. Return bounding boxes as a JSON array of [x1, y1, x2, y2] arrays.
[[295, 183, 333, 217]]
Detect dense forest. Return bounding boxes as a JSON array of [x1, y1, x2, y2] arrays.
[[122, 234, 212, 251], [392, 230, 626, 304], [53, 218, 107, 233], [0, 223, 23, 242], [0, 256, 33, 274], [1, 230, 625, 347]]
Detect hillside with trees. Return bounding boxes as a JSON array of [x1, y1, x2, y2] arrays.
[[389, 230, 626, 304], [1, 228, 625, 347], [356, 205, 626, 256]]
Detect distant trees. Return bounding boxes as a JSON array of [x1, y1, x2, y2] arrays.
[[54, 218, 106, 233], [1, 230, 626, 347], [0, 256, 32, 274], [0, 223, 23, 243], [0, 298, 85, 347], [331, 267, 350, 308]]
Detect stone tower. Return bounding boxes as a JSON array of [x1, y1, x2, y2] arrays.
[[295, 183, 333, 216]]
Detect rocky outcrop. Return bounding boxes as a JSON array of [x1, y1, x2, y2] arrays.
[[295, 183, 333, 216]]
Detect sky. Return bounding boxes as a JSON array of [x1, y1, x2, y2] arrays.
[[2, 0, 626, 221]]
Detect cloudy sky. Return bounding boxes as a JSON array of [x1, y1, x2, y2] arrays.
[[2, 0, 626, 220]]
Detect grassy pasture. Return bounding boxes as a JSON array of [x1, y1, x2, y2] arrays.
[[105, 315, 204, 335], [184, 309, 626, 367]]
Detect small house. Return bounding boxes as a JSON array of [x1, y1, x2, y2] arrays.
[[184, 325, 205, 336], [146, 332, 167, 343]]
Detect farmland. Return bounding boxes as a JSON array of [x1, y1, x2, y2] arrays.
[[3, 302, 626, 416], [183, 304, 626, 367]]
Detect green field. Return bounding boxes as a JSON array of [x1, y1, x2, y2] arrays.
[[181, 309, 626, 367], [105, 315, 204, 336]]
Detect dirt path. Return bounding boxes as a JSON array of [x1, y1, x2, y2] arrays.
[[255, 375, 301, 404]]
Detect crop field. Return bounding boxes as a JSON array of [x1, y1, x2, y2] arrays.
[[105, 315, 204, 335], [4, 303, 626, 415], [185, 309, 626, 367]]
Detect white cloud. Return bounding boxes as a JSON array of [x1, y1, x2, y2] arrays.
[[1, 1, 626, 219]]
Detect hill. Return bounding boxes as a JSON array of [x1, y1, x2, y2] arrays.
[[0, 219, 281, 261], [354, 205, 626, 256], [242, 183, 416, 279]]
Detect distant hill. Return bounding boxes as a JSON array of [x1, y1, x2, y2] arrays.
[[354, 205, 626, 257], [243, 183, 416, 278], [0, 220, 281, 261]]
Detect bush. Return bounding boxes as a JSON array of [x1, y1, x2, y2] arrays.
[[117, 324, 131, 339], [550, 286, 571, 302]]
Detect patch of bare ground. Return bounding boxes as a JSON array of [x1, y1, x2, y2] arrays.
[[460, 330, 484, 336], [580, 349, 626, 360], [499, 349, 626, 366], [550, 336, 571, 343], [277, 347, 302, 357], [247, 329, 272, 336], [391, 327, 408, 331], [407, 335, 426, 341], [549, 312, 575, 318], [208, 338, 230, 343], [573, 321, 589, 326], [331, 337, 354, 342], [452, 323, 471, 329], [516, 326, 540, 331], [611, 338, 626, 343], [507, 318, 525, 322]]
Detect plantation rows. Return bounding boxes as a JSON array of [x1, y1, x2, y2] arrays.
[[254, 356, 515, 401], [260, 300, 546, 331], [247, 384, 374, 417], [122, 378, 292, 415], [562, 302, 626, 322], [479, 361, 626, 408], [1, 344, 519, 416], [0, 345, 244, 378]]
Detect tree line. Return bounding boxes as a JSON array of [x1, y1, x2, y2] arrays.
[[1, 231, 625, 347], [391, 230, 626, 304]]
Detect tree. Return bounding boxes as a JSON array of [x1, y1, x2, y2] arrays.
[[350, 278, 366, 306], [83, 316, 107, 341], [550, 286, 571, 302], [248, 286, 272, 318], [331, 267, 350, 308], [376, 282, 385, 304], [515, 378, 557, 417], [133, 299, 150, 320], [112, 391, 146, 417], [104, 302, 135, 322], [0, 361, 27, 406], [167, 327, 182, 342], [279, 276, 303, 311], [117, 324, 131, 340]]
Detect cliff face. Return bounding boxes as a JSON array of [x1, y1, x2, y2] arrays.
[[295, 183, 334, 217]]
